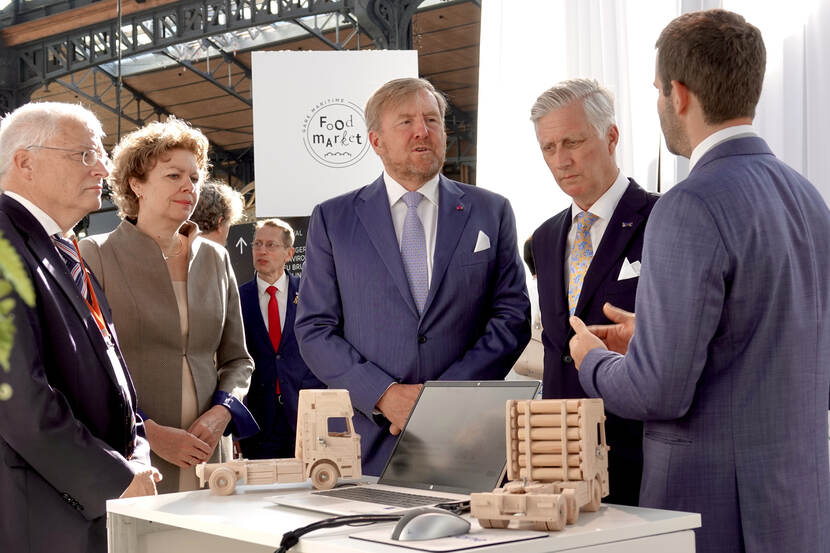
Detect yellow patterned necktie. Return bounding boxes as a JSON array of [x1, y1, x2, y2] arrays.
[[568, 211, 599, 315]]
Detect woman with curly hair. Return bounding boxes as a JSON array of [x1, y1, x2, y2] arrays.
[[80, 118, 256, 492]]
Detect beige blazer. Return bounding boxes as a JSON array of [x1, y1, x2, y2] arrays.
[[80, 220, 253, 492]]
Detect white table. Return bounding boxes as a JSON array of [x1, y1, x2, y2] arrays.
[[107, 482, 701, 553]]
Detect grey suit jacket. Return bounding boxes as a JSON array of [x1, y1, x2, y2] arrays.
[[80, 220, 252, 493], [579, 136, 830, 553]]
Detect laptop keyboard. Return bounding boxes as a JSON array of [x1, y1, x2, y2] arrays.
[[313, 486, 451, 508]]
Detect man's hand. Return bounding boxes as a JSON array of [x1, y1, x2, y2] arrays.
[[187, 405, 232, 457], [376, 383, 424, 435], [119, 468, 162, 498], [569, 316, 608, 369], [145, 420, 212, 468], [586, 302, 636, 354]]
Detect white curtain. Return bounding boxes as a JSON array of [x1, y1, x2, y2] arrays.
[[477, 0, 830, 248], [477, 0, 678, 247]]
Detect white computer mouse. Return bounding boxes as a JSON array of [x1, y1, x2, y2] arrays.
[[390, 508, 472, 541]]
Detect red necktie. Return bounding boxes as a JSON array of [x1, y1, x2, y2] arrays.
[[266, 286, 282, 396]]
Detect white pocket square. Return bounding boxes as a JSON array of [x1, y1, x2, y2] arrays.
[[618, 257, 641, 280], [474, 230, 491, 253]]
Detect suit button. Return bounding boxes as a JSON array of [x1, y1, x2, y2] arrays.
[[276, 354, 281, 360], [562, 354, 573, 364], [417, 335, 427, 344]]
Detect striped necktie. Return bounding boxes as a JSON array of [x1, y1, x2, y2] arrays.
[[567, 211, 599, 315], [52, 234, 89, 301], [400, 191, 429, 314]]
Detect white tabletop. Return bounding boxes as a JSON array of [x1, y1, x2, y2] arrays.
[[107, 481, 700, 552]]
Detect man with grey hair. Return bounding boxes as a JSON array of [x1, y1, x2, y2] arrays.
[[297, 77, 530, 474], [530, 78, 658, 506], [0, 102, 158, 553]]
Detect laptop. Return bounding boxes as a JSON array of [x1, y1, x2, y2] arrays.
[[269, 380, 540, 515]]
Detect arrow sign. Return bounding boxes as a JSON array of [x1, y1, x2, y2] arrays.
[[236, 236, 248, 254]]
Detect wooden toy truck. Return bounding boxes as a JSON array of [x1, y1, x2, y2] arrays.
[[195, 389, 362, 495], [470, 398, 609, 531]]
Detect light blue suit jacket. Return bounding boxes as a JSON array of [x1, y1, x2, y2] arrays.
[[296, 174, 531, 475], [579, 136, 830, 553]]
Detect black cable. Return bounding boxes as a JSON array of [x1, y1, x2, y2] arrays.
[[273, 502, 470, 552], [274, 514, 402, 553]]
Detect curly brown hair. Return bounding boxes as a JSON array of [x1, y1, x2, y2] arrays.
[[109, 118, 210, 219]]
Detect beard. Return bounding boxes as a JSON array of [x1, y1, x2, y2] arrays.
[[385, 147, 446, 186], [659, 97, 691, 158]]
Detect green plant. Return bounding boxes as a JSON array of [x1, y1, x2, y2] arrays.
[[0, 231, 35, 400]]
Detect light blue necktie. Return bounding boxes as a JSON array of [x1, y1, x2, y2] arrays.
[[400, 191, 429, 313]]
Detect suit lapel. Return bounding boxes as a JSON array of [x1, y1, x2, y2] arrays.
[[549, 212, 572, 319], [281, 273, 299, 348], [355, 176, 419, 317], [1, 196, 123, 388], [242, 279, 273, 353], [423, 176, 469, 315], [574, 180, 648, 316]]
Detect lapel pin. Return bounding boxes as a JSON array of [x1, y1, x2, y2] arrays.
[[294, 292, 299, 305], [456, 204, 464, 211], [621, 221, 633, 228]]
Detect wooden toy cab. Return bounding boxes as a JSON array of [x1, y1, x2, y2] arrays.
[[196, 389, 362, 495], [470, 398, 609, 531]]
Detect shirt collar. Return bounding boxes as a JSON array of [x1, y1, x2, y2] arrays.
[[689, 124, 757, 171], [384, 171, 440, 208], [3, 191, 65, 237], [257, 271, 287, 294], [570, 169, 628, 222]]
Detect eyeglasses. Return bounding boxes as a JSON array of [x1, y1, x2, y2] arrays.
[[25, 145, 109, 167], [252, 240, 288, 251]]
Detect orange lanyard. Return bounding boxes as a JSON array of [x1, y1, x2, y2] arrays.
[[70, 237, 111, 341]]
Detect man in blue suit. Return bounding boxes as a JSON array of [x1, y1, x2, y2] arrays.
[[569, 10, 830, 553], [239, 219, 324, 459], [0, 103, 158, 552], [296, 78, 531, 475], [530, 79, 658, 506]]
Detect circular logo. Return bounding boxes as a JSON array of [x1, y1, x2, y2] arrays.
[[302, 99, 370, 168]]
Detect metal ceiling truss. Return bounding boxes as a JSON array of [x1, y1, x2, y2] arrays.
[[12, 0, 355, 88], [161, 43, 252, 105], [53, 65, 252, 184]]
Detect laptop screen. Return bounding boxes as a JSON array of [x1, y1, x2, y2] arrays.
[[378, 380, 539, 495]]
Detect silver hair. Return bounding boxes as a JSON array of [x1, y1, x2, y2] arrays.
[[530, 78, 616, 138], [0, 102, 104, 180]]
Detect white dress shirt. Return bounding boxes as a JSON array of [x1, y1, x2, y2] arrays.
[[385, 171, 439, 287], [257, 272, 288, 333], [564, 170, 630, 286], [688, 124, 757, 172]]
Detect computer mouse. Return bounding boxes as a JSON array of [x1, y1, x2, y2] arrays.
[[390, 508, 472, 541]]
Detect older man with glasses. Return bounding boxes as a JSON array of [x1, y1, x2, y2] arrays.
[[237, 218, 325, 460], [0, 102, 159, 553]]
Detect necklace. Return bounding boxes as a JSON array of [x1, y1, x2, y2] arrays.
[[162, 235, 185, 260]]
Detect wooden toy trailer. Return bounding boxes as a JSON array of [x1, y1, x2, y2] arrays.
[[470, 398, 609, 531], [196, 389, 362, 495]]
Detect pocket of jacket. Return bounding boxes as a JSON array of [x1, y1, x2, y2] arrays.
[[644, 430, 692, 446]]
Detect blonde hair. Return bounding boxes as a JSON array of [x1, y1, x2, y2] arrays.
[[255, 218, 295, 247], [109, 118, 210, 219], [364, 78, 447, 133]]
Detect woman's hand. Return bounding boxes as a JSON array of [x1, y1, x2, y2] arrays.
[[144, 420, 212, 468], [186, 405, 232, 458]]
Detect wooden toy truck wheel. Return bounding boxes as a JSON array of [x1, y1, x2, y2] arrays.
[[208, 467, 237, 495], [584, 476, 602, 512], [310, 462, 339, 490], [478, 519, 508, 529], [538, 494, 567, 531]]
